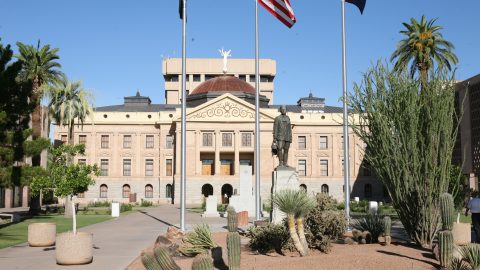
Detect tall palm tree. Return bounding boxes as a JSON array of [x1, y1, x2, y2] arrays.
[[47, 79, 93, 145], [15, 41, 64, 139], [390, 15, 458, 83]]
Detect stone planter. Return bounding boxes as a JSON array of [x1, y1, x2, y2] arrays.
[[452, 223, 471, 245], [56, 232, 93, 265], [28, 223, 56, 247]]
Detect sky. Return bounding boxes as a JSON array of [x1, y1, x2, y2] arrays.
[[1, 0, 479, 108]]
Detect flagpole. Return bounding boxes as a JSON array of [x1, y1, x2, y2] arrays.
[[341, 0, 351, 230], [180, 0, 187, 232], [254, 0, 261, 221]]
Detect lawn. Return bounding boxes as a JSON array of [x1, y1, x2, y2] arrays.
[[0, 214, 112, 249]]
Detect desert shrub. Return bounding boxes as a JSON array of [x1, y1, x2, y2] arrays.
[[350, 200, 369, 213], [351, 213, 384, 243], [304, 193, 346, 253], [217, 204, 227, 212], [141, 199, 153, 207], [120, 203, 133, 212], [378, 204, 397, 215], [88, 200, 111, 207], [179, 224, 217, 256], [247, 223, 294, 254]]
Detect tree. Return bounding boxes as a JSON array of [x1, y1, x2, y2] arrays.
[[0, 40, 50, 199], [390, 15, 458, 84], [348, 63, 458, 248], [30, 144, 99, 234], [15, 41, 64, 139], [47, 79, 93, 145]]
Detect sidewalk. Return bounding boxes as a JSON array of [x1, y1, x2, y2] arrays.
[[0, 205, 229, 270]]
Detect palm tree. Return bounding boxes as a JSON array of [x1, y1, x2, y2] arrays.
[[272, 189, 315, 256], [390, 15, 458, 84], [47, 79, 93, 145], [15, 41, 64, 139]]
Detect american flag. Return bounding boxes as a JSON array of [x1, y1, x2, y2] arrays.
[[258, 0, 296, 28]]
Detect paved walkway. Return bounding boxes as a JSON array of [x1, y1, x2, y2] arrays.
[[0, 205, 229, 270]]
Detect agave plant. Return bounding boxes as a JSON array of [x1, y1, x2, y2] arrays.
[[179, 224, 217, 257], [351, 213, 385, 243], [459, 244, 480, 270]]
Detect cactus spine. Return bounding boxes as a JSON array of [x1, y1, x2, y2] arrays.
[[154, 246, 181, 270], [227, 206, 238, 232], [142, 253, 161, 270], [440, 193, 454, 231], [227, 232, 241, 270], [191, 254, 213, 270], [438, 231, 454, 268], [383, 216, 392, 245]]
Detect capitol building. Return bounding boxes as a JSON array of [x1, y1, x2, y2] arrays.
[[53, 58, 383, 205]]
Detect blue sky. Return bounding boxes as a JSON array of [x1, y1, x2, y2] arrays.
[[1, 0, 479, 107]]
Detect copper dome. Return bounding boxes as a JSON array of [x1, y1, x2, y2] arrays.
[[190, 75, 255, 95]]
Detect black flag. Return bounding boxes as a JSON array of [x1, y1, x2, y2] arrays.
[[179, 0, 184, 19], [346, 0, 366, 14]]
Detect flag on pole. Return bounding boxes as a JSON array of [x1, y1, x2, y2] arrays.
[[258, 0, 296, 28], [346, 0, 366, 14], [179, 0, 184, 19]]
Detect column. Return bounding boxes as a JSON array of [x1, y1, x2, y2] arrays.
[[215, 130, 220, 175], [4, 188, 12, 208], [195, 131, 200, 175], [234, 131, 240, 176], [22, 186, 29, 207]]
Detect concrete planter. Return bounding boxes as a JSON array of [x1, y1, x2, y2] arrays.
[[28, 223, 56, 247], [56, 232, 93, 265], [452, 223, 471, 245]]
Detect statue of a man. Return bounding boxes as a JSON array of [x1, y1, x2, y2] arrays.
[[273, 105, 292, 167]]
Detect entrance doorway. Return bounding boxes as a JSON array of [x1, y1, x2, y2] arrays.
[[201, 184, 214, 197], [221, 184, 233, 204]]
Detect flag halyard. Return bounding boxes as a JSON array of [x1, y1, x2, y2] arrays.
[[258, 0, 296, 28]]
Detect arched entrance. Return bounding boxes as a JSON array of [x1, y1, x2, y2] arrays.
[[221, 184, 233, 204], [299, 184, 307, 192], [201, 184, 213, 197]]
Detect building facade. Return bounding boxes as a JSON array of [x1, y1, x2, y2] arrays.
[[53, 58, 383, 205]]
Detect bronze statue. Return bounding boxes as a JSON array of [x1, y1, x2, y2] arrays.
[[272, 105, 292, 167]]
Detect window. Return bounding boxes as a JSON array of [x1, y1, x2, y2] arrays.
[[77, 192, 85, 198], [239, 75, 246, 81], [260, 76, 269, 82], [61, 135, 67, 144], [100, 159, 109, 176], [193, 75, 201, 82], [101, 135, 109, 149], [123, 135, 132, 148], [340, 136, 344, 149], [145, 185, 153, 198], [320, 160, 328, 176], [249, 75, 256, 82], [166, 135, 174, 149], [342, 159, 344, 176], [203, 133, 213, 147], [166, 184, 173, 198], [298, 136, 306, 150], [165, 75, 178, 82], [319, 136, 328, 149], [364, 184, 372, 198], [222, 133, 232, 147], [321, 184, 329, 194], [298, 160, 306, 176], [78, 159, 86, 165], [79, 135, 87, 146], [123, 159, 131, 176], [205, 75, 215, 80], [145, 159, 154, 176], [220, 159, 233, 175], [241, 133, 252, 147], [146, 135, 154, 148], [166, 159, 173, 176], [122, 184, 131, 198], [100, 184, 108, 198]]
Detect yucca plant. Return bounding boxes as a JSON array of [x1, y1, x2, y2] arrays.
[[459, 244, 480, 270], [272, 189, 311, 256], [450, 258, 471, 270], [351, 213, 385, 243], [179, 224, 217, 257], [294, 191, 317, 253]]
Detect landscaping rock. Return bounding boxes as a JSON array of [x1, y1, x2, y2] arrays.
[[166, 226, 184, 239], [344, 237, 355, 245]]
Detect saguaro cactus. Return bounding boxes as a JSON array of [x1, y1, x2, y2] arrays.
[[227, 232, 241, 270], [438, 231, 454, 268], [227, 206, 238, 232], [142, 253, 161, 270], [383, 216, 392, 245], [154, 246, 180, 270], [191, 254, 213, 270], [440, 193, 454, 231]]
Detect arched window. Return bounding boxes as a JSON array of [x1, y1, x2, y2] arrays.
[[364, 184, 372, 198], [221, 184, 233, 204], [321, 184, 329, 194], [201, 184, 213, 197], [145, 184, 153, 198], [122, 184, 131, 198], [166, 184, 172, 198], [100, 184, 108, 198], [300, 184, 307, 192]]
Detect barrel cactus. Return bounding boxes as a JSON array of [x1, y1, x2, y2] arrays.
[[191, 254, 213, 270], [438, 230, 454, 268], [154, 246, 180, 270], [227, 232, 241, 270], [440, 193, 454, 231], [142, 253, 161, 270], [227, 206, 238, 232], [383, 216, 392, 245]]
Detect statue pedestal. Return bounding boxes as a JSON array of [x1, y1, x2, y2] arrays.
[[271, 168, 299, 224]]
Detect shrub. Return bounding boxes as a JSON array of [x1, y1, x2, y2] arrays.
[[247, 223, 294, 254], [217, 204, 227, 212], [350, 200, 369, 213], [179, 224, 217, 256], [351, 213, 384, 243], [141, 199, 153, 207], [88, 201, 111, 207], [303, 193, 346, 253], [120, 203, 133, 212]]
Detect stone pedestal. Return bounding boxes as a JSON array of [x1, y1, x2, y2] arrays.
[[368, 201, 378, 214], [202, 196, 220, 217], [272, 168, 299, 224], [228, 165, 255, 217]]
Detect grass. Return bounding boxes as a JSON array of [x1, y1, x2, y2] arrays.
[[459, 212, 472, 224], [0, 214, 112, 249]]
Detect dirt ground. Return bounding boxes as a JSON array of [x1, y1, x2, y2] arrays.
[[128, 232, 439, 270]]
